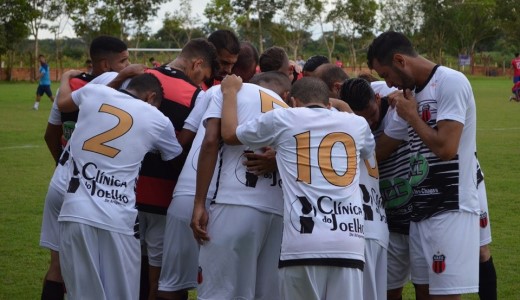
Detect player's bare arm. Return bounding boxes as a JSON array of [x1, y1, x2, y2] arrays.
[[392, 88, 463, 160], [57, 70, 83, 113], [44, 123, 63, 164], [191, 118, 221, 244], [376, 133, 403, 162], [107, 64, 147, 89], [243, 147, 277, 176], [220, 74, 243, 145]]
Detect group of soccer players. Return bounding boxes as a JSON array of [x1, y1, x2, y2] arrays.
[[38, 29, 497, 300]]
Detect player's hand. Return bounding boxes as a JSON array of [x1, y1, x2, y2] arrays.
[[243, 147, 277, 175], [390, 89, 417, 122], [191, 200, 210, 244], [221, 74, 243, 94]]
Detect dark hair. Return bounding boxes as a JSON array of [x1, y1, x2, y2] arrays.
[[339, 78, 375, 111], [250, 71, 291, 98], [85, 59, 92, 64], [127, 73, 164, 103], [259, 46, 288, 73], [289, 77, 330, 105], [208, 29, 240, 55], [314, 63, 349, 92], [303, 55, 329, 72], [232, 42, 259, 82], [38, 54, 45, 59], [149, 57, 155, 63], [367, 31, 417, 69], [516, 53, 519, 57], [90, 36, 128, 62], [357, 72, 379, 83], [180, 38, 219, 79]]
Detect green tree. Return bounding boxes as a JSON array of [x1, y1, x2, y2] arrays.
[[204, 0, 235, 33], [495, 0, 520, 53], [378, 0, 422, 35], [154, 0, 204, 49]]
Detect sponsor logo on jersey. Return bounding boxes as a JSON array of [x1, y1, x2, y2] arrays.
[[421, 103, 431, 122], [480, 211, 488, 228]]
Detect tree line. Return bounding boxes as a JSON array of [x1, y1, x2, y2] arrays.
[[1, 0, 519, 80]]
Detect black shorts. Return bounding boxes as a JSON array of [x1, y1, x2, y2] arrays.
[[37, 85, 52, 97]]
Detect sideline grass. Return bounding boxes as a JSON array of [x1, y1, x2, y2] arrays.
[[0, 78, 519, 299]]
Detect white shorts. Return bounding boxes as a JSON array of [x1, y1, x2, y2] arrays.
[[138, 211, 166, 267], [158, 195, 200, 292], [40, 185, 65, 251], [59, 222, 141, 300], [478, 181, 492, 246], [197, 204, 283, 300], [279, 265, 363, 300], [387, 232, 411, 290], [410, 211, 479, 295], [364, 239, 387, 300]]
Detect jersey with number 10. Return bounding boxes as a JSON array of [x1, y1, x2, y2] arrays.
[[58, 84, 182, 235], [236, 107, 375, 268]]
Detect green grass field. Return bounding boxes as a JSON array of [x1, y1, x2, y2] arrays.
[[0, 78, 519, 299]]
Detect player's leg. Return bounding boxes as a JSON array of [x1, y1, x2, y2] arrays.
[[326, 266, 363, 300], [363, 239, 387, 300], [387, 232, 411, 300], [412, 212, 479, 299], [255, 213, 283, 300], [478, 181, 497, 300], [40, 185, 66, 300], [138, 211, 150, 300], [59, 222, 105, 299], [44, 85, 54, 102], [100, 229, 141, 300], [279, 265, 322, 300], [142, 212, 166, 300], [197, 204, 267, 300], [157, 195, 201, 300], [34, 85, 43, 110]]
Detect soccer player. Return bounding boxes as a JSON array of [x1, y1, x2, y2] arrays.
[[367, 31, 480, 299], [218, 75, 375, 300], [33, 54, 55, 110], [201, 29, 241, 90], [313, 63, 350, 98], [156, 41, 259, 300], [302, 55, 329, 77], [259, 46, 291, 76], [191, 71, 291, 300], [134, 38, 219, 300], [40, 35, 130, 300]]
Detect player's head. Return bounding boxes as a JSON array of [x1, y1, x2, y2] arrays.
[[312, 63, 349, 98], [339, 78, 381, 130], [149, 57, 155, 63], [367, 31, 418, 90], [302, 55, 329, 77], [179, 38, 219, 86], [259, 46, 290, 77], [90, 36, 130, 75], [208, 29, 240, 80], [516, 53, 520, 57], [38, 54, 46, 64], [250, 71, 291, 101], [357, 72, 379, 83], [125, 73, 164, 108], [289, 77, 330, 108], [231, 41, 259, 83]]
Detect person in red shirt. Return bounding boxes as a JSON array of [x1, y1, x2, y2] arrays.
[[511, 53, 520, 83]]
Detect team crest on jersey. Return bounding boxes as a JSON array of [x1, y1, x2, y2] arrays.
[[480, 211, 488, 228], [432, 253, 446, 274], [421, 104, 431, 122]]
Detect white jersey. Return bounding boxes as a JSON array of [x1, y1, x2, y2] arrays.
[[174, 86, 216, 198], [203, 83, 285, 215], [408, 66, 479, 221], [58, 84, 182, 235], [360, 151, 389, 248], [236, 106, 375, 267]]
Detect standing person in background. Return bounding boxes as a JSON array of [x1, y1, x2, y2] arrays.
[[511, 52, 520, 83], [296, 55, 305, 69], [34, 54, 54, 110], [368, 30, 480, 300], [150, 57, 161, 68], [334, 55, 344, 68]]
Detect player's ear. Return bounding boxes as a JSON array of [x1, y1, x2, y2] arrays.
[[146, 91, 160, 107], [333, 81, 342, 96], [192, 58, 204, 71], [393, 54, 406, 68]]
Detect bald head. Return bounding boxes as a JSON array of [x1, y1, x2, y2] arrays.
[[313, 63, 349, 97]]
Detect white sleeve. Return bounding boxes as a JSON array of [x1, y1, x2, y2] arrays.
[[88, 72, 119, 85], [358, 118, 376, 160], [155, 120, 183, 161], [202, 89, 223, 127], [48, 91, 62, 125], [236, 111, 278, 150], [383, 108, 408, 141], [436, 73, 471, 124], [183, 90, 207, 132]]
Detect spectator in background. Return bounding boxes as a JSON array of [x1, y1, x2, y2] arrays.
[[149, 57, 161, 68], [34, 54, 54, 110], [85, 59, 93, 75], [335, 55, 344, 68], [296, 55, 305, 69], [511, 53, 520, 84], [302, 55, 329, 77]]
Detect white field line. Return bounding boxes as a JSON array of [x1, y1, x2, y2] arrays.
[[477, 127, 520, 131], [0, 144, 42, 150]]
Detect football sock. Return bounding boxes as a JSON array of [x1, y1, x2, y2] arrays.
[[41, 280, 64, 300], [479, 256, 497, 300], [33, 102, 39, 110], [139, 256, 150, 300]]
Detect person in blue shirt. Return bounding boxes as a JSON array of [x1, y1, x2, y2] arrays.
[[34, 54, 55, 110]]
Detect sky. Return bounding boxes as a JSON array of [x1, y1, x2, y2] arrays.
[[39, 0, 210, 40]]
